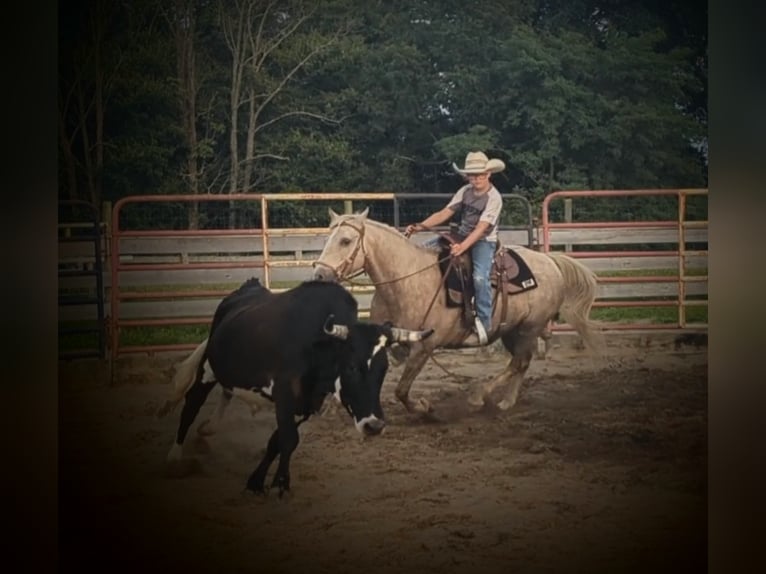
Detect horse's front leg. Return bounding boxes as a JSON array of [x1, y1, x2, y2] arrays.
[[395, 349, 431, 413]]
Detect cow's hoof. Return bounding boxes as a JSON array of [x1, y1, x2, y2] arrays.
[[244, 484, 267, 496]]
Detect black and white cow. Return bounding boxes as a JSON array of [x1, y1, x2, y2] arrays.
[[165, 279, 432, 496], [158, 277, 273, 429]]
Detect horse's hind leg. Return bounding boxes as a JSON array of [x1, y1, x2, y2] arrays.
[[467, 331, 535, 410], [395, 349, 432, 413], [496, 333, 536, 411], [467, 357, 514, 408]]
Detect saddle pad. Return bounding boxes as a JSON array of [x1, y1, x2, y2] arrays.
[[492, 247, 538, 294]]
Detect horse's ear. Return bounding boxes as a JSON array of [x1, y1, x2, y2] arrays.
[[356, 206, 370, 219], [328, 208, 341, 225]]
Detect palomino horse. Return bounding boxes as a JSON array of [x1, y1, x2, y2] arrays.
[[313, 208, 603, 414]]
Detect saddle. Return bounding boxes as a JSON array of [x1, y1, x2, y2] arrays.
[[436, 231, 538, 329]]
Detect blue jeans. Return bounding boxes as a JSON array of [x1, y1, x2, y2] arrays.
[[422, 237, 495, 332], [470, 239, 496, 333]]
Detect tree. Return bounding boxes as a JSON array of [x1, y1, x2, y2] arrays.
[[217, 0, 350, 226], [58, 0, 123, 205]]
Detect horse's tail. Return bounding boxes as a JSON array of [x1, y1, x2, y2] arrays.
[[156, 338, 208, 418], [548, 252, 605, 353]]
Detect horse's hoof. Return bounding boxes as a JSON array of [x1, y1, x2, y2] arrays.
[[411, 397, 432, 414], [467, 393, 485, 408], [497, 398, 517, 411]]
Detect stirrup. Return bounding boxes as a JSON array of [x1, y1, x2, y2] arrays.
[[474, 318, 489, 345]]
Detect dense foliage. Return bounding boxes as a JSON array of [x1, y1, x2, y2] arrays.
[[59, 0, 707, 223]]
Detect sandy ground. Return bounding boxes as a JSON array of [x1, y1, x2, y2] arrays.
[[59, 334, 707, 574]]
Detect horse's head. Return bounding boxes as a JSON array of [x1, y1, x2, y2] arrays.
[[313, 207, 370, 282]]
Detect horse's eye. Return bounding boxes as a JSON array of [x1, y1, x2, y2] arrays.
[[340, 238, 352, 246]]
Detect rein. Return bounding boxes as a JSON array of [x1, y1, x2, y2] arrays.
[[316, 220, 450, 288], [316, 219, 472, 381]]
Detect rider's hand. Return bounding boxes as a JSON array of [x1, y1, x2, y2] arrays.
[[450, 242, 467, 257], [405, 223, 419, 236]]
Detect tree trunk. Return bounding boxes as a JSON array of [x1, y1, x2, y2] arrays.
[[58, 110, 79, 200], [174, 0, 201, 230], [242, 88, 257, 192]]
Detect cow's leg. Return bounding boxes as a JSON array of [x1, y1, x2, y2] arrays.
[[245, 428, 280, 495], [395, 349, 432, 413], [270, 378, 301, 497], [197, 387, 233, 436], [167, 379, 218, 462]]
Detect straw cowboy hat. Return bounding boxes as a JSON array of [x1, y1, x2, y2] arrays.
[[452, 151, 506, 175]]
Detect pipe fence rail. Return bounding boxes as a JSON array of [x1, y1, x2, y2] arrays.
[[57, 189, 706, 359]]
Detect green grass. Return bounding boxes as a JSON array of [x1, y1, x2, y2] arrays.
[[121, 324, 210, 346], [590, 305, 707, 324], [59, 303, 708, 353]]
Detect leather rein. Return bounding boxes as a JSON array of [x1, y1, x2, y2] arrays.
[[313, 220, 470, 380]]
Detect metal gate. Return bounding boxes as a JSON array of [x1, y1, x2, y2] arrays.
[[107, 192, 535, 357], [541, 188, 708, 332], [58, 200, 107, 359]]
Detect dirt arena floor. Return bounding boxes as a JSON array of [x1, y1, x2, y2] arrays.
[[59, 333, 707, 574]]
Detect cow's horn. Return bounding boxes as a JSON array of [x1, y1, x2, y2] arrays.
[[390, 327, 434, 342], [324, 316, 349, 340]]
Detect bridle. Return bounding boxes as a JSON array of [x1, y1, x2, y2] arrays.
[[313, 220, 449, 286], [312, 220, 368, 282], [314, 218, 469, 381]]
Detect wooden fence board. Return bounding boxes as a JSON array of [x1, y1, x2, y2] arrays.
[[58, 225, 709, 324], [597, 281, 708, 299], [60, 279, 708, 321], [546, 227, 707, 245], [578, 255, 707, 271]]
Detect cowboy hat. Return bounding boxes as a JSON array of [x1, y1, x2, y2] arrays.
[[452, 151, 506, 175]]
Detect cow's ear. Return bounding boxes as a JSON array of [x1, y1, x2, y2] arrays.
[[356, 206, 370, 219]]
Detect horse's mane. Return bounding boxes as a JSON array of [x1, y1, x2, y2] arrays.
[[330, 214, 435, 253]]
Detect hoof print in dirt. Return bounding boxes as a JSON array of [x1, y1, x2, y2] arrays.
[[164, 457, 203, 479]]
